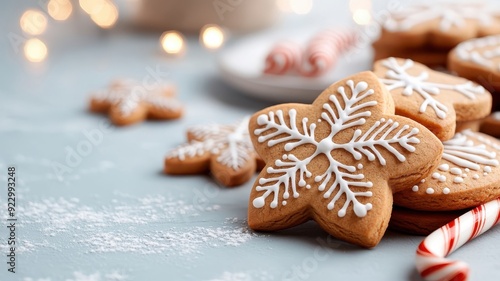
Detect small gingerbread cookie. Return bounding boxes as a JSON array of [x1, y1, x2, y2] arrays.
[[394, 130, 500, 211], [89, 79, 183, 126], [165, 117, 263, 187], [374, 58, 491, 141], [449, 35, 500, 92], [389, 206, 469, 236], [480, 112, 500, 138], [377, 1, 500, 50], [248, 71, 442, 248]]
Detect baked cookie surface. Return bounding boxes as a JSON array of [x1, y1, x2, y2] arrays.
[[247, 72, 443, 248], [89, 79, 183, 126], [449, 35, 500, 92], [165, 117, 263, 187], [374, 58, 491, 141], [394, 131, 500, 211]]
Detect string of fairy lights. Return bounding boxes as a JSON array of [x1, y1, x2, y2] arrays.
[[18, 0, 373, 63]]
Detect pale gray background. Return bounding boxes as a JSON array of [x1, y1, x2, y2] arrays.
[[1, 1, 499, 281]]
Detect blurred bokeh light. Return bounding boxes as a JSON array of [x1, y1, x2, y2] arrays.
[[290, 0, 313, 15], [350, 0, 372, 25], [160, 31, 185, 55], [20, 10, 48, 35], [200, 24, 225, 50], [24, 38, 48, 62], [47, 0, 73, 21]]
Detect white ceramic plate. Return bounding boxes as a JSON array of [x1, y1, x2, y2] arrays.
[[217, 29, 374, 103]]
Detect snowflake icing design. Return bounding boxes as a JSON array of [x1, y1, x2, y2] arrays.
[[385, 0, 500, 32], [411, 130, 500, 195], [252, 80, 421, 218], [92, 80, 182, 117], [379, 58, 485, 119], [456, 35, 500, 72], [168, 118, 254, 170]]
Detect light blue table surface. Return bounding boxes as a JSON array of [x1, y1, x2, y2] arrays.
[[1, 1, 499, 281]]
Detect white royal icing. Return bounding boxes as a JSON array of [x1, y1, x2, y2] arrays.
[[415, 130, 500, 195], [384, 0, 500, 32], [92, 80, 181, 117], [379, 58, 485, 119], [252, 80, 420, 218], [167, 117, 255, 171], [455, 35, 500, 72]]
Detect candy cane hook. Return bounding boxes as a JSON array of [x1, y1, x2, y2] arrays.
[[416, 198, 500, 281]]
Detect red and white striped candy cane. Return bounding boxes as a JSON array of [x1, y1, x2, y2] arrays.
[[263, 41, 302, 75], [301, 29, 357, 77], [416, 198, 500, 281]]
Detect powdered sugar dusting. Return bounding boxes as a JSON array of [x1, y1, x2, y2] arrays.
[[23, 271, 128, 281], [0, 193, 258, 256], [206, 271, 273, 281]]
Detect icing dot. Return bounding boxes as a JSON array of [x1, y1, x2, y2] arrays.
[[357, 164, 363, 170], [450, 168, 462, 175], [438, 175, 446, 182], [473, 174, 480, 179], [256, 115, 268, 125], [465, 168, 470, 173], [282, 154, 288, 160], [426, 188, 435, 194], [421, 179, 426, 183], [443, 187, 450, 194], [306, 184, 311, 189], [318, 119, 322, 122], [412, 185, 419, 192], [432, 173, 440, 179], [484, 172, 488, 176], [282, 201, 287, 206], [454, 177, 464, 183], [462, 174, 467, 178], [438, 164, 449, 172], [484, 166, 492, 173], [253, 197, 265, 208]]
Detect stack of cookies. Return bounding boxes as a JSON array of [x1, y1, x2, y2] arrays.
[[244, 55, 500, 247], [371, 57, 500, 236], [373, 1, 500, 68]]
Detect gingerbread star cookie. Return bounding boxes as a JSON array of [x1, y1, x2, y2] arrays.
[[89, 79, 183, 126], [248, 72, 443, 248], [374, 58, 491, 141], [449, 35, 500, 92], [378, 0, 500, 50], [165, 117, 263, 187], [394, 130, 500, 211]]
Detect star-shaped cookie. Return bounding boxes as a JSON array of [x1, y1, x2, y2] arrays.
[[165, 117, 263, 187], [89, 79, 183, 126], [374, 58, 491, 141], [248, 72, 443, 247]]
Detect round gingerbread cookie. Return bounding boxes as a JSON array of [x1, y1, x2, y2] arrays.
[[374, 58, 491, 141], [480, 112, 500, 138], [247, 71, 443, 248], [448, 35, 500, 93], [394, 130, 500, 211], [376, 0, 500, 50], [389, 206, 469, 236]]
